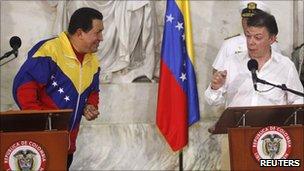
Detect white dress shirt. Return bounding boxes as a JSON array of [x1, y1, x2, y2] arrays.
[[205, 51, 304, 107], [212, 34, 282, 70]]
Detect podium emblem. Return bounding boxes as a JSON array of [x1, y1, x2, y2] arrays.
[[252, 126, 292, 162], [3, 140, 47, 171]]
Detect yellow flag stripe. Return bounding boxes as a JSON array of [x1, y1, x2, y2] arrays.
[[175, 0, 195, 63]]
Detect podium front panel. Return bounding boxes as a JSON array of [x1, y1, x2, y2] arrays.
[[0, 131, 68, 170], [228, 126, 303, 171]]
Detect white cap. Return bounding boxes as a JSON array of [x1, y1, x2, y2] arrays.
[[239, 1, 271, 14]]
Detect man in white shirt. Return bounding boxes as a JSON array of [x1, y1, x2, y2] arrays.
[[213, 1, 281, 72], [205, 10, 303, 107]]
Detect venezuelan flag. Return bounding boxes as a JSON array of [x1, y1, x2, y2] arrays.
[[156, 0, 200, 151]]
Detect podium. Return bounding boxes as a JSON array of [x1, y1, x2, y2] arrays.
[[0, 109, 72, 171], [212, 104, 304, 170]]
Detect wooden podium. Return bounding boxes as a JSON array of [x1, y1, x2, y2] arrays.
[[212, 104, 304, 170], [0, 109, 72, 171]]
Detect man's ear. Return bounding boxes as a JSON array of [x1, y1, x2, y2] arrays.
[[75, 28, 83, 38], [269, 35, 277, 45]]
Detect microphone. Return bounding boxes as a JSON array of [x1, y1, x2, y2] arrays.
[[0, 36, 22, 61], [247, 59, 258, 91], [10, 36, 22, 51]]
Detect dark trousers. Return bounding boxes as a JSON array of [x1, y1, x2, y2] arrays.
[[67, 154, 74, 170]]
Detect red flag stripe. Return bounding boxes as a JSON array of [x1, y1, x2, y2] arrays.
[[156, 60, 188, 151]]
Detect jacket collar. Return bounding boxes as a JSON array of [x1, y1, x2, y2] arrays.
[[59, 32, 95, 64]]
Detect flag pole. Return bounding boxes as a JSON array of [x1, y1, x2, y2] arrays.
[[179, 150, 183, 171]]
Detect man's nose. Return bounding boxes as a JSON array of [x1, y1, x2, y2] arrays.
[[98, 34, 103, 42], [248, 37, 255, 46]]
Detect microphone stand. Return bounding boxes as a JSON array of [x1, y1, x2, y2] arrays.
[[257, 78, 304, 97], [0, 49, 18, 66]]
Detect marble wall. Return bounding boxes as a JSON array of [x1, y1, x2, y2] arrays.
[[71, 84, 221, 170], [1, 1, 303, 170], [73, 122, 221, 170]]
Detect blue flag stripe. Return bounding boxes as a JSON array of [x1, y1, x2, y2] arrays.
[[161, 0, 200, 125]]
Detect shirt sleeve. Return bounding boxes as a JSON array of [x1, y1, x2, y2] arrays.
[[204, 84, 226, 106], [16, 81, 44, 110], [13, 56, 56, 110], [85, 67, 100, 109], [286, 62, 304, 104], [86, 91, 99, 109]]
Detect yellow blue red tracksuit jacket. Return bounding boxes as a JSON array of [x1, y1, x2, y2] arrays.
[[13, 32, 100, 153]]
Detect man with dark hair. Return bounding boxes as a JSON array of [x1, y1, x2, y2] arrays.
[[206, 7, 301, 171], [212, 1, 281, 73], [205, 9, 303, 107], [247, 10, 278, 36], [12, 7, 104, 169]]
